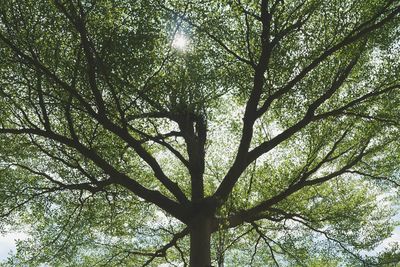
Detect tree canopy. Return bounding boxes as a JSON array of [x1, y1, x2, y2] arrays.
[[0, 0, 400, 266]]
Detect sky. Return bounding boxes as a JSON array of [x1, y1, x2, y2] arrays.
[[0, 232, 27, 261]]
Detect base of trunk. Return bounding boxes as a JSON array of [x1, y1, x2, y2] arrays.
[[189, 216, 212, 267]]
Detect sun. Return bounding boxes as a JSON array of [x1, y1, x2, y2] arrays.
[[172, 33, 189, 50]]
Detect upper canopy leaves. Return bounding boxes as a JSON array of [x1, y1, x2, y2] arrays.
[[0, 0, 400, 265]]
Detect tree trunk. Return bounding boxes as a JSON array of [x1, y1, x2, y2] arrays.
[[189, 216, 212, 267]]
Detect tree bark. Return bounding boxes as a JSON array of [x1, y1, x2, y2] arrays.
[[189, 216, 212, 267]]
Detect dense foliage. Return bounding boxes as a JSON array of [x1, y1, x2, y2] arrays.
[[0, 0, 400, 266]]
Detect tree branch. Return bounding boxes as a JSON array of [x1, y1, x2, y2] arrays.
[[226, 143, 370, 228], [0, 127, 189, 222], [0, 25, 189, 205], [142, 227, 189, 266]]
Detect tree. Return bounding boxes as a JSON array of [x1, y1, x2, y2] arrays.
[[0, 0, 399, 266]]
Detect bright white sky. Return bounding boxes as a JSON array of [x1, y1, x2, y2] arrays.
[[172, 33, 190, 51], [376, 226, 400, 252], [0, 232, 27, 261]]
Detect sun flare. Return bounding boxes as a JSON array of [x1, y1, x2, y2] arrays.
[[172, 33, 189, 50]]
